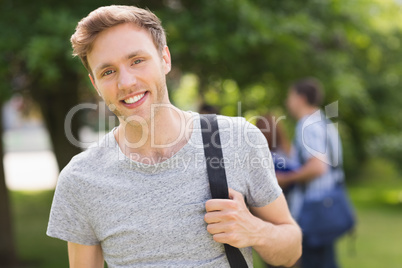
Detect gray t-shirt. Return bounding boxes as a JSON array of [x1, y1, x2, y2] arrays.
[[47, 113, 282, 267]]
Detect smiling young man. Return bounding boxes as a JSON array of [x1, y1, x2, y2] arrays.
[[47, 5, 301, 268]]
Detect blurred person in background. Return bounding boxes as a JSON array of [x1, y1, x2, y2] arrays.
[[277, 78, 347, 268], [256, 114, 299, 196]]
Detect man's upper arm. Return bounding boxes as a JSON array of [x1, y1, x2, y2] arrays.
[[249, 193, 296, 225], [68, 242, 104, 268]]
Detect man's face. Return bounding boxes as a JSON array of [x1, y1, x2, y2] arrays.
[[87, 23, 171, 125], [286, 89, 302, 118]]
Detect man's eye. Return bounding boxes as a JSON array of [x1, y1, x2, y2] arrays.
[[133, 59, 143, 65], [102, 70, 114, 76]]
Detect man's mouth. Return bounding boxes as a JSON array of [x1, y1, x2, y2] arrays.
[[122, 92, 146, 104]]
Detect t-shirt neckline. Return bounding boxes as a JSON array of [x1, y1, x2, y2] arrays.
[[108, 112, 201, 173]]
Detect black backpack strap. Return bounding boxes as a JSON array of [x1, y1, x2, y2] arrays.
[[200, 114, 249, 268]]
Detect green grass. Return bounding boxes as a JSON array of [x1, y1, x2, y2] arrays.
[[10, 184, 402, 268], [336, 186, 402, 268], [253, 185, 402, 268], [337, 205, 402, 268], [11, 190, 68, 268]]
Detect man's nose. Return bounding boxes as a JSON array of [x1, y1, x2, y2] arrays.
[[117, 67, 137, 90]]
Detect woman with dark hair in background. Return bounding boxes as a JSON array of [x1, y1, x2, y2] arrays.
[[256, 114, 299, 192]]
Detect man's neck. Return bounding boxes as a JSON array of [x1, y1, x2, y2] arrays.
[[115, 105, 193, 163], [295, 105, 320, 120]]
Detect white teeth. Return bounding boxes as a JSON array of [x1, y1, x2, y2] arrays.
[[123, 93, 145, 104]]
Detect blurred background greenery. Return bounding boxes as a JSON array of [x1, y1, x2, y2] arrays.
[[1, 0, 401, 267]]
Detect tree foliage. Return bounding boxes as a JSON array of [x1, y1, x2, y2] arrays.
[[0, 1, 130, 265], [136, 0, 402, 173]]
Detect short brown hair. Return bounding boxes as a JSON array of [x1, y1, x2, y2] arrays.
[[291, 77, 324, 106], [71, 5, 167, 74]]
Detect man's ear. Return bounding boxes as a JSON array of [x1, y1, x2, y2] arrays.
[[89, 74, 102, 97], [162, 46, 171, 75]]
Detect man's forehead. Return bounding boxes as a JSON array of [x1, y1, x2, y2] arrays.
[[87, 23, 157, 70]]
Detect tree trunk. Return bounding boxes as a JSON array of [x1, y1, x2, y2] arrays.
[[0, 105, 18, 267], [30, 74, 83, 171]]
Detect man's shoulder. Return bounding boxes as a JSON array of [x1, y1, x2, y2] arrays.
[[60, 131, 117, 178], [216, 114, 247, 127], [213, 115, 267, 150], [215, 114, 255, 137]]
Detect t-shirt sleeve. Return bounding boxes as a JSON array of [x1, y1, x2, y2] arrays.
[[46, 165, 99, 245], [240, 119, 282, 208]]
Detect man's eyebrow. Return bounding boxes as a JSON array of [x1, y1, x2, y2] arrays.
[[126, 49, 148, 59], [94, 63, 113, 75], [94, 50, 148, 75]]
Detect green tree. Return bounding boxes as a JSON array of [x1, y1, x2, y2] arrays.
[[136, 0, 402, 174], [23, 8, 84, 170], [0, 97, 17, 266], [0, 1, 129, 265], [0, 1, 22, 264]]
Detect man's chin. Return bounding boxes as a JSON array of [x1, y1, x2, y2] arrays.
[[117, 113, 151, 127]]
